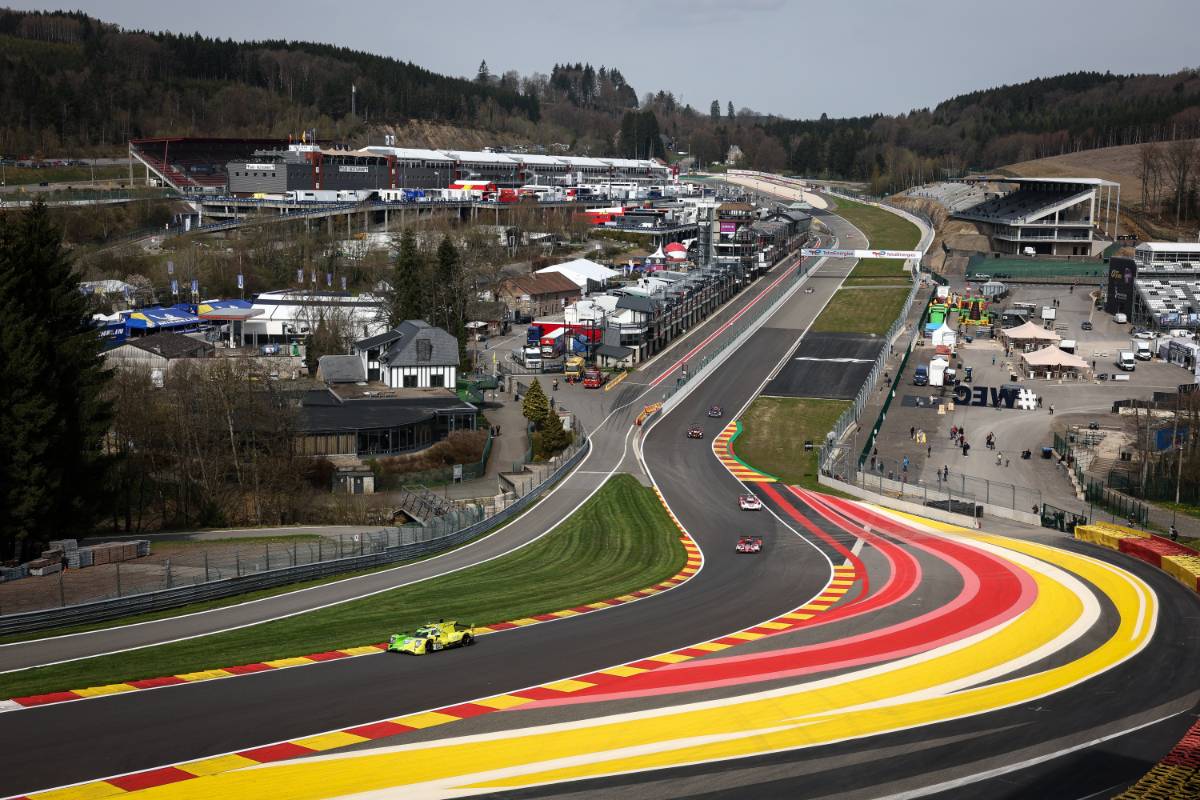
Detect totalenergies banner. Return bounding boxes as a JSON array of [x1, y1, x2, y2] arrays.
[[801, 248, 923, 260]]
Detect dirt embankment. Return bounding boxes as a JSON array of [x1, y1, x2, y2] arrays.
[[369, 120, 528, 151]]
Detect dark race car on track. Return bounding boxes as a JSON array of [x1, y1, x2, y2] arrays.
[[735, 536, 763, 554], [687, 426, 704, 439], [707, 405, 723, 418], [738, 494, 763, 510]]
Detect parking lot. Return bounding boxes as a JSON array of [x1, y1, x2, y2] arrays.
[[868, 281, 1194, 513]]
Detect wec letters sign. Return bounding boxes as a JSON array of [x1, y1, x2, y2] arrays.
[[952, 385, 1020, 409]]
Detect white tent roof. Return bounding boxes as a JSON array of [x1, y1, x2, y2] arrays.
[[1003, 320, 1060, 341], [649, 246, 666, 260], [537, 258, 620, 284], [1021, 345, 1089, 369]]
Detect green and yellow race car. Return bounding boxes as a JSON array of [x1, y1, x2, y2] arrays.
[[387, 620, 476, 655]]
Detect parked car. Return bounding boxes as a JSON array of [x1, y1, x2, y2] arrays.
[[1080, 320, 1093, 331], [913, 366, 929, 386]]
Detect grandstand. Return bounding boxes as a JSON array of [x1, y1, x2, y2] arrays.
[[951, 177, 1119, 258], [129, 137, 286, 193], [907, 182, 990, 212]]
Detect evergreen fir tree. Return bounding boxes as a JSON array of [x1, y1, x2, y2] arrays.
[[539, 407, 570, 455], [521, 378, 550, 429], [710, 100, 720, 121], [390, 229, 426, 326], [0, 202, 112, 560]]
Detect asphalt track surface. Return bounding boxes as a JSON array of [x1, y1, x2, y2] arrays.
[[0, 224, 835, 676], [6, 201, 1200, 800], [763, 331, 885, 400]]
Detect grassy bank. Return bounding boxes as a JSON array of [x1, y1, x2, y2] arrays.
[[0, 474, 685, 699], [831, 197, 921, 250], [734, 398, 850, 490], [1, 165, 128, 186], [811, 287, 912, 336]]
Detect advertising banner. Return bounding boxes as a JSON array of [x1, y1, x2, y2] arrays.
[[1105, 256, 1137, 317], [719, 221, 738, 234], [801, 248, 922, 260]]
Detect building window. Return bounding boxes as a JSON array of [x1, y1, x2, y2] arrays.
[[403, 374, 418, 388], [430, 373, 445, 388]]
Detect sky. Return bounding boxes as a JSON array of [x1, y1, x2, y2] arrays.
[[17, 0, 1200, 119]]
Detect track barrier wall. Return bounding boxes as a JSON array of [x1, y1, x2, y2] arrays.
[[0, 434, 591, 635]]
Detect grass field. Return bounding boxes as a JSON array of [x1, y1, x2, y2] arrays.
[[811, 287, 911, 336], [831, 197, 921, 250], [734, 398, 850, 490], [0, 474, 686, 699], [1, 165, 127, 186]]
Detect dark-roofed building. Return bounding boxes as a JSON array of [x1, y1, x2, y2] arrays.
[[352, 320, 459, 388], [498, 273, 582, 319], [317, 354, 367, 384], [296, 385, 477, 457], [105, 332, 214, 373]]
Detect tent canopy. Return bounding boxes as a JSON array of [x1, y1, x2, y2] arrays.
[[1021, 345, 1089, 369], [1003, 320, 1060, 342]]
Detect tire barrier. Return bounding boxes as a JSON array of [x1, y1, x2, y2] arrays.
[[1113, 722, 1200, 799]]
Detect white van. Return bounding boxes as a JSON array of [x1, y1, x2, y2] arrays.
[[1114, 313, 1128, 324], [1117, 350, 1136, 371]]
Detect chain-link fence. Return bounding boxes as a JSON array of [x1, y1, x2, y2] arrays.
[[849, 470, 981, 522]]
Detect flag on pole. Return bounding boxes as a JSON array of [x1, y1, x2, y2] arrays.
[[171, 279, 179, 296], [237, 274, 244, 290], [190, 279, 199, 295], [167, 261, 174, 275], [341, 276, 347, 291], [326, 272, 332, 287], [296, 268, 303, 283]]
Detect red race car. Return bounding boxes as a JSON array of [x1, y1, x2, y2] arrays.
[[735, 536, 763, 554], [687, 426, 704, 439]]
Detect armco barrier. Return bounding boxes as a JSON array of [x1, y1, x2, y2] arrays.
[[0, 436, 591, 636]]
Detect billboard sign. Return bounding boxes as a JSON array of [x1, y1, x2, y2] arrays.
[[801, 248, 922, 260], [719, 221, 738, 234], [1105, 256, 1137, 317]]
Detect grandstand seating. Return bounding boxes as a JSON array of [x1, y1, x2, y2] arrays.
[[955, 188, 1090, 222], [907, 182, 989, 212], [129, 138, 285, 193]]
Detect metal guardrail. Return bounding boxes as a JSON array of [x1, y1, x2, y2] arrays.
[[0, 435, 590, 635], [817, 189, 935, 477]]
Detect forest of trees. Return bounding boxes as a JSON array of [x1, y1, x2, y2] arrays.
[[4, 9, 1200, 198]]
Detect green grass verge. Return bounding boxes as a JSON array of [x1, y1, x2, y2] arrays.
[[734, 398, 850, 490], [829, 197, 921, 250], [0, 474, 685, 699], [811, 288, 912, 336], [1, 165, 128, 186]]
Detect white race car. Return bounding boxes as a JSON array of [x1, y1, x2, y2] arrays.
[[738, 494, 763, 510]]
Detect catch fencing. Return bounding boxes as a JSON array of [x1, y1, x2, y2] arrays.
[[0, 434, 590, 635]]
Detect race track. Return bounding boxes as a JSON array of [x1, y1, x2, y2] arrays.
[[3, 202, 1197, 800]]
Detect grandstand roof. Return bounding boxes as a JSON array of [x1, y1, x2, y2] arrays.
[[362, 146, 454, 162], [1136, 242, 1200, 253], [1010, 176, 1119, 188]]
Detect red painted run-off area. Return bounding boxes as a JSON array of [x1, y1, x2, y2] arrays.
[[520, 489, 1035, 707]]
